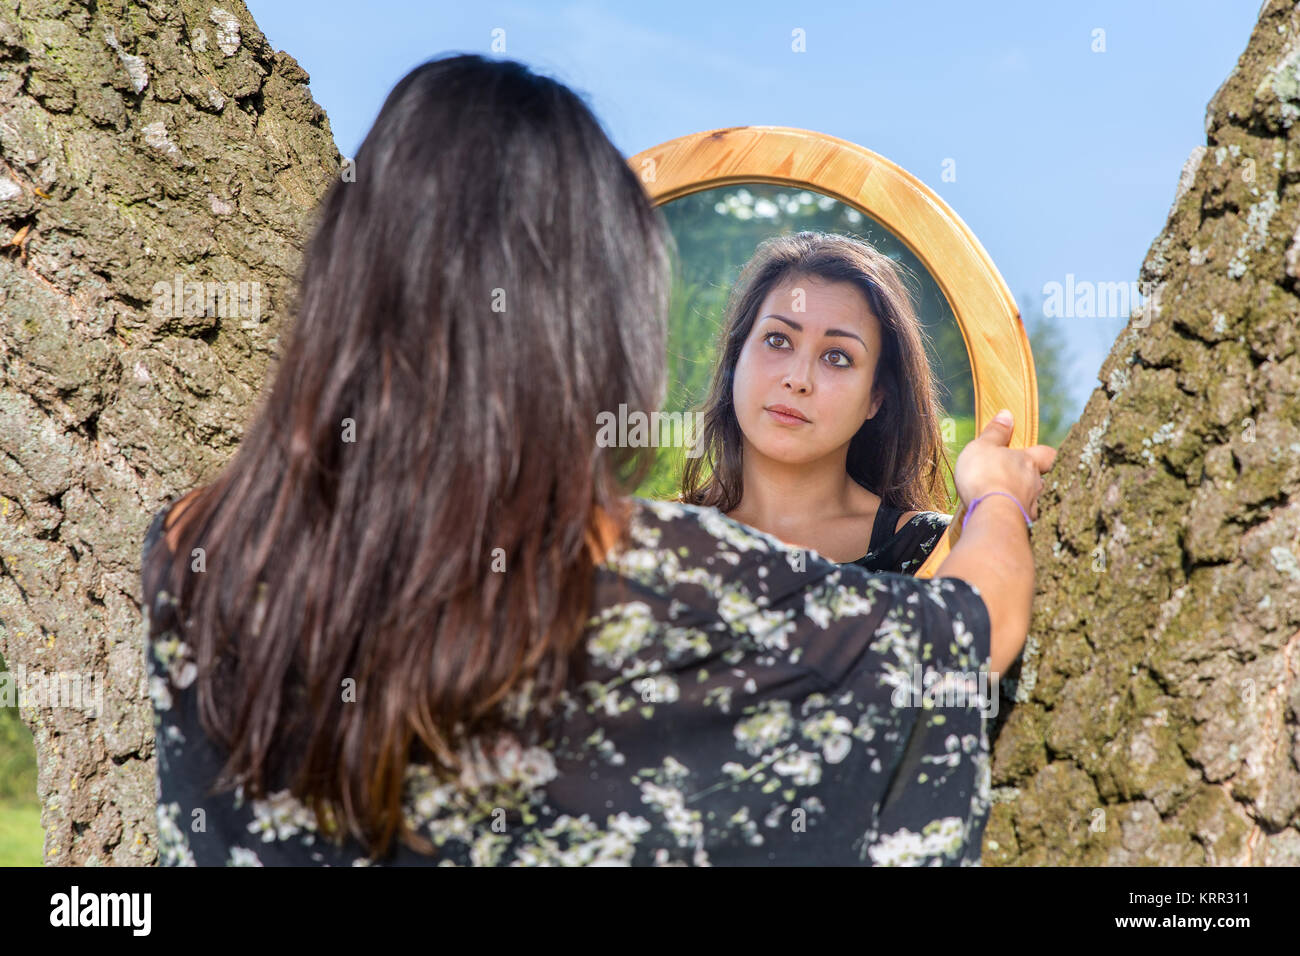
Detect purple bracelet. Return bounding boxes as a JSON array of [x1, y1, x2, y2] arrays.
[[961, 491, 1033, 532]]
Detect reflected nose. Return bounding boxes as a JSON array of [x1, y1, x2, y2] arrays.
[[777, 341, 814, 395], [782, 368, 811, 395]]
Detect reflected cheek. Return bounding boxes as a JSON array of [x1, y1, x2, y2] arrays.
[[731, 355, 761, 429], [820, 384, 867, 437], [732, 387, 756, 436]]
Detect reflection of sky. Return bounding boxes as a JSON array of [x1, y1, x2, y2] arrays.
[[247, 0, 1262, 431]]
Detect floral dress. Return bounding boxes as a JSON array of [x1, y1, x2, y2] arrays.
[[143, 495, 993, 866], [851, 504, 952, 576]]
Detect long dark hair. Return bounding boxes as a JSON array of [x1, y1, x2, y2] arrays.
[[142, 54, 673, 859], [680, 231, 952, 513]]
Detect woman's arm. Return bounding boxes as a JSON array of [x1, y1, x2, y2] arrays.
[[932, 494, 1034, 677], [931, 410, 1055, 679]]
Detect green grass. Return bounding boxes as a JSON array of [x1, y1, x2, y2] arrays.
[[940, 414, 978, 506], [0, 650, 42, 865], [0, 800, 42, 866]]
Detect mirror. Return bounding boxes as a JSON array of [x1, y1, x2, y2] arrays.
[[626, 126, 1037, 577]]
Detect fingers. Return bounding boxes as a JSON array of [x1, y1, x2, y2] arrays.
[[1028, 466, 1046, 523], [1027, 444, 1057, 474]]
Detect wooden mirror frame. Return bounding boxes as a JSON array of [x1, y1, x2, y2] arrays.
[[627, 125, 1037, 577]]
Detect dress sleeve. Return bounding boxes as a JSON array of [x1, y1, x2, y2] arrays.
[[766, 562, 994, 865], [893, 511, 951, 575], [142, 587, 204, 865], [141, 500, 203, 865], [849, 573, 993, 865], [851, 511, 951, 575], [618, 498, 995, 865]]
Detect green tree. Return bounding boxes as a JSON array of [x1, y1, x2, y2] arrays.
[[1019, 291, 1077, 448]]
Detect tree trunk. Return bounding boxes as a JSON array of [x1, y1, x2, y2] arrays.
[[0, 0, 338, 864], [987, 0, 1300, 865]]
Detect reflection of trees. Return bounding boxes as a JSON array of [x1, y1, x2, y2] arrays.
[[1020, 292, 1075, 449], [637, 184, 1075, 498]]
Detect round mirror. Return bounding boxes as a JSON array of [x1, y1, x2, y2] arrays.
[[627, 126, 1037, 577]]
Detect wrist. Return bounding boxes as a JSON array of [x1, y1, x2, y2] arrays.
[[958, 495, 1033, 580], [962, 491, 1032, 534]]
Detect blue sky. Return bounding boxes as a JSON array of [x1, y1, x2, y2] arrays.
[[246, 0, 1264, 422]]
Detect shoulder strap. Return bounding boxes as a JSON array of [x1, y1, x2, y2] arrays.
[[867, 502, 904, 554]]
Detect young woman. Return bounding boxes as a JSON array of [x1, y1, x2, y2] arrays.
[[681, 232, 957, 575], [141, 54, 1054, 867]]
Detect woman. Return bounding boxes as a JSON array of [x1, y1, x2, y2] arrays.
[[681, 232, 955, 575], [141, 53, 1054, 866]]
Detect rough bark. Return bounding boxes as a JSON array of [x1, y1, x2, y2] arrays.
[[0, 0, 338, 864], [986, 0, 1300, 865]]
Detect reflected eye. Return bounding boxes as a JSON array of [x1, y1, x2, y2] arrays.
[[762, 331, 855, 368]]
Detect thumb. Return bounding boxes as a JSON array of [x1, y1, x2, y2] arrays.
[[979, 408, 1014, 444]]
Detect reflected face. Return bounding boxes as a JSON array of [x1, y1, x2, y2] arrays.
[[732, 275, 884, 465]]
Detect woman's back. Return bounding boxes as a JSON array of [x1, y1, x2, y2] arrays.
[[145, 495, 992, 866]]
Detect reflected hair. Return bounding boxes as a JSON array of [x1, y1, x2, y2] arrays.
[[680, 230, 953, 514], [142, 54, 673, 859]]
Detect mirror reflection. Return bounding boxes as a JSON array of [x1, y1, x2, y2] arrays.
[[635, 183, 976, 576]]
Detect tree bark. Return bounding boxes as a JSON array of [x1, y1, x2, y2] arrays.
[[0, 0, 337, 864], [987, 0, 1300, 865]]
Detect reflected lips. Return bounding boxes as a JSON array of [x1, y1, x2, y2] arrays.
[[766, 404, 810, 425]]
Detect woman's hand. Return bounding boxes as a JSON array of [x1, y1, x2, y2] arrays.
[[954, 409, 1057, 521]]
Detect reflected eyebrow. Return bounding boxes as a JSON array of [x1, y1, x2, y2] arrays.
[[762, 313, 867, 349]]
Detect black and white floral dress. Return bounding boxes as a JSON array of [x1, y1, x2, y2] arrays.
[[851, 503, 952, 576], [143, 495, 993, 866]]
